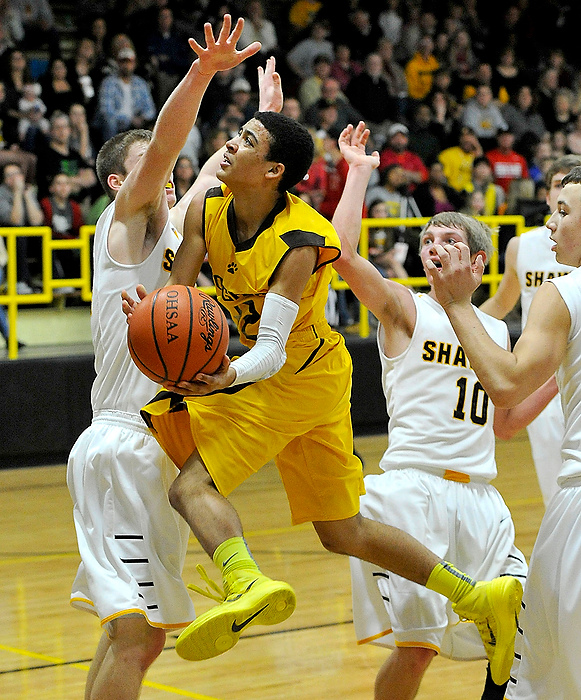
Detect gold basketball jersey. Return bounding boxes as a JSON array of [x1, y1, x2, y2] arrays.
[[203, 185, 340, 348]]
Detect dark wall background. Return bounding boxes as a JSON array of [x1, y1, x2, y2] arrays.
[[0, 336, 387, 469]]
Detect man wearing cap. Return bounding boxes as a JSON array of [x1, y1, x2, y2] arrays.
[[95, 46, 157, 141], [230, 76, 257, 121], [379, 122, 428, 188]]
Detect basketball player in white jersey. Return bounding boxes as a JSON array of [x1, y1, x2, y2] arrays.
[[428, 164, 581, 700], [332, 122, 557, 700], [480, 154, 581, 505], [66, 19, 261, 700]]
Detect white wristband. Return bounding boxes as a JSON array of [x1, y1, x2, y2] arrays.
[[230, 292, 299, 386]]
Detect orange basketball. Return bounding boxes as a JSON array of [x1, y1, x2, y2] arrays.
[[128, 285, 229, 384]]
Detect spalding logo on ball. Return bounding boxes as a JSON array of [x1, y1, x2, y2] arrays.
[[128, 285, 229, 384]]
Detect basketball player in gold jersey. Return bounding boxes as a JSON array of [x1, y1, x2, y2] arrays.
[[123, 111, 522, 681]]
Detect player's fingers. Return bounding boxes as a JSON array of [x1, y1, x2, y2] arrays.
[[203, 21, 216, 48], [227, 15, 243, 44], [188, 37, 204, 55], [238, 41, 262, 60]]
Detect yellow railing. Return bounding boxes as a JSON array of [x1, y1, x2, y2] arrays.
[[330, 215, 529, 338], [1, 225, 95, 358], [1, 215, 529, 358]]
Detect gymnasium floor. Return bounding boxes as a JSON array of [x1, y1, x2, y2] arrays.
[[0, 430, 544, 700]]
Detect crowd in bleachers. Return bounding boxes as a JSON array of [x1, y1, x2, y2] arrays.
[[0, 0, 580, 314]]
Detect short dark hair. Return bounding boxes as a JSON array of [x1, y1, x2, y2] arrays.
[[96, 129, 152, 198], [253, 111, 314, 193]]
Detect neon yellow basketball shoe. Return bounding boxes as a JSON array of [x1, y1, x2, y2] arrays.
[[453, 576, 523, 685], [176, 565, 296, 661]]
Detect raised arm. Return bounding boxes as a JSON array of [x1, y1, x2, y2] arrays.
[[332, 122, 417, 350], [479, 235, 521, 319], [170, 55, 282, 233], [115, 16, 260, 223], [427, 241, 568, 406]]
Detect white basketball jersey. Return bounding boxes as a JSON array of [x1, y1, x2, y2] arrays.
[[549, 268, 581, 484], [378, 291, 509, 481], [90, 202, 182, 416], [516, 226, 573, 327]]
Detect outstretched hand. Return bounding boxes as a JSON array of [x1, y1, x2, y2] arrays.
[[258, 56, 283, 113], [338, 122, 380, 170], [189, 15, 261, 76], [121, 284, 148, 323], [424, 242, 484, 309]]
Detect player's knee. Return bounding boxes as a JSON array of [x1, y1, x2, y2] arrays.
[[313, 517, 360, 555], [109, 619, 166, 670], [399, 646, 437, 674]]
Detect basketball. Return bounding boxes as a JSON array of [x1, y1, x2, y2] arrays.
[[127, 285, 229, 384]]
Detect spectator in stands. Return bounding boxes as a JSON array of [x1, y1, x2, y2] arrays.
[[17, 81, 49, 151], [404, 35, 439, 102], [40, 58, 84, 118], [315, 128, 350, 221], [238, 0, 279, 85], [11, 0, 60, 59], [376, 37, 408, 123], [486, 127, 530, 194], [294, 131, 328, 212], [428, 87, 458, 141], [40, 172, 83, 291], [542, 87, 576, 136], [365, 199, 409, 280], [551, 129, 568, 159], [35, 111, 97, 202], [379, 122, 428, 188], [365, 162, 421, 216], [68, 103, 95, 166], [438, 125, 483, 192], [408, 102, 444, 168], [346, 53, 394, 145], [65, 37, 100, 122], [566, 113, 581, 156], [413, 160, 465, 216], [461, 84, 508, 152], [447, 29, 477, 92], [541, 47, 574, 90], [536, 67, 560, 128], [0, 161, 42, 294], [304, 78, 362, 133], [286, 20, 334, 82], [94, 46, 156, 142], [281, 96, 302, 122], [501, 85, 546, 148], [336, 8, 382, 64], [0, 5, 24, 52], [329, 43, 361, 93], [0, 78, 36, 182], [228, 77, 257, 122], [467, 156, 506, 215], [491, 46, 522, 104], [461, 188, 486, 217], [378, 0, 404, 47], [298, 54, 332, 110], [173, 155, 197, 203], [461, 62, 500, 103], [1, 48, 32, 107], [396, 3, 422, 64], [88, 16, 110, 74], [145, 6, 192, 109], [527, 139, 553, 184]]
